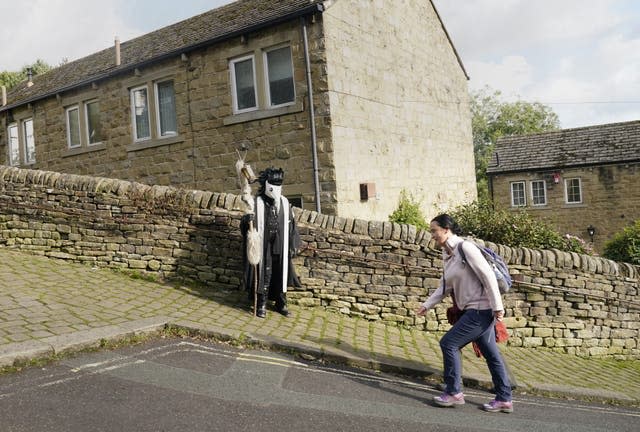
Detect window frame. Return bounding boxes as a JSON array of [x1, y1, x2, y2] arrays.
[[22, 118, 35, 164], [84, 99, 102, 145], [530, 179, 547, 206], [66, 105, 81, 149], [565, 178, 582, 204], [263, 45, 295, 108], [130, 85, 151, 142], [7, 123, 19, 166], [230, 54, 258, 114], [510, 181, 526, 207], [154, 79, 177, 138]]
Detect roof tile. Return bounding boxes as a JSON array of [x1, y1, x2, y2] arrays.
[[487, 120, 640, 174]]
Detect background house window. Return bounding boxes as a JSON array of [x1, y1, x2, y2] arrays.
[[23, 118, 35, 164], [531, 180, 546, 205], [85, 100, 102, 144], [510, 181, 526, 206], [265, 46, 294, 106], [565, 178, 582, 204], [7, 123, 19, 166], [231, 55, 257, 112], [156, 80, 177, 136], [131, 86, 151, 140], [66, 106, 81, 149]]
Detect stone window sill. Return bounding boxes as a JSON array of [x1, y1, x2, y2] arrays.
[[223, 101, 304, 126], [126, 135, 183, 152], [63, 143, 107, 158]]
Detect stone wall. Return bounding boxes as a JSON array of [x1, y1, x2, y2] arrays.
[[0, 166, 638, 358], [323, 0, 476, 220], [490, 163, 640, 253]]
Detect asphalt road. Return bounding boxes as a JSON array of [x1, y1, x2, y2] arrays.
[[0, 337, 637, 432]]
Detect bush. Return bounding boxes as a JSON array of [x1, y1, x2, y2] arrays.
[[603, 220, 640, 264], [388, 190, 428, 230], [449, 201, 593, 254]]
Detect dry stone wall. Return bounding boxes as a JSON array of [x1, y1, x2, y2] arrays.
[[0, 166, 638, 359]]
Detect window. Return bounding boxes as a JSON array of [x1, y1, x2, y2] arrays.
[[230, 55, 257, 113], [565, 178, 582, 204], [131, 86, 151, 141], [530, 180, 546, 206], [510, 182, 526, 207], [85, 100, 102, 144], [23, 118, 35, 164], [155, 80, 177, 136], [7, 123, 19, 166], [265, 46, 295, 106], [65, 99, 102, 151], [129, 80, 177, 142], [229, 44, 296, 116], [66, 106, 81, 148]]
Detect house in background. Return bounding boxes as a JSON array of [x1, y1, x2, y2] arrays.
[[0, 0, 475, 221], [487, 120, 640, 252]]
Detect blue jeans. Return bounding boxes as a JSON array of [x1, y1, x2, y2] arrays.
[[440, 308, 512, 401]]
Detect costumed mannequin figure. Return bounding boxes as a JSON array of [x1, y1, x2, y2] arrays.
[[240, 167, 301, 317]]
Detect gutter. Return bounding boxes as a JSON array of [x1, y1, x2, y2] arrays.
[[0, 4, 324, 113], [486, 158, 640, 176]]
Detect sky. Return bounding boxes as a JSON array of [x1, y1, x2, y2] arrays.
[[2, 0, 639, 129]]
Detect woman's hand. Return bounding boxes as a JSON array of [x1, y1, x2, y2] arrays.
[[416, 305, 427, 316], [494, 310, 504, 321]]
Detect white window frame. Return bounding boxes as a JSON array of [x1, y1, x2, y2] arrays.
[[510, 181, 526, 207], [263, 45, 295, 108], [23, 118, 35, 164], [154, 80, 177, 137], [85, 99, 102, 145], [230, 54, 258, 114], [7, 123, 19, 166], [565, 178, 582, 204], [530, 180, 547, 206], [131, 85, 151, 142], [66, 105, 81, 149]]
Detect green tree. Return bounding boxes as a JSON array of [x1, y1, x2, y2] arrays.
[[603, 220, 640, 264], [0, 59, 53, 91], [472, 86, 560, 201]]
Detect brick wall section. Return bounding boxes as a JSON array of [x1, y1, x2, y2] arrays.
[[0, 166, 637, 358]]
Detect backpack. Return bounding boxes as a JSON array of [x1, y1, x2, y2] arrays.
[[457, 241, 512, 294]]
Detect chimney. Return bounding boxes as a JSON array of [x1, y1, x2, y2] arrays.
[[115, 36, 121, 66], [27, 67, 34, 87], [1, 85, 6, 106]]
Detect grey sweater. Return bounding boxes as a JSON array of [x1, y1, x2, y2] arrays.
[[421, 235, 504, 312]]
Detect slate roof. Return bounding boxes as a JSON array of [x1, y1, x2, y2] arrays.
[[2, 0, 467, 114], [1, 0, 324, 112], [486, 120, 640, 174]]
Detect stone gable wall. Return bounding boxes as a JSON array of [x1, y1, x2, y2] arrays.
[[0, 166, 638, 358], [323, 0, 476, 220]]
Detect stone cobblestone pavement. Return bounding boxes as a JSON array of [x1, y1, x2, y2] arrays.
[[0, 248, 638, 406]]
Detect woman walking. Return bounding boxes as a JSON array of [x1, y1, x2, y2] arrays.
[[416, 213, 513, 413]]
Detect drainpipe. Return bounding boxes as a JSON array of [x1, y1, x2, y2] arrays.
[[301, 16, 321, 213]]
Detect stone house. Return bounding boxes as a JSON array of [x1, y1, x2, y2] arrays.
[[0, 0, 475, 221], [486, 120, 640, 252]]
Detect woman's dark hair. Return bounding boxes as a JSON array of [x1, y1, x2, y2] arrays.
[[431, 213, 463, 235]]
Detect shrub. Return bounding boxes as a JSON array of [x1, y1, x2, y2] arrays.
[[603, 220, 640, 264], [388, 190, 428, 230], [449, 201, 593, 254]]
